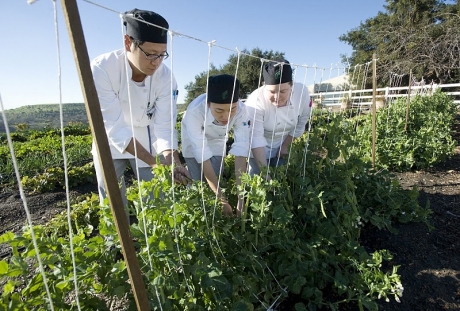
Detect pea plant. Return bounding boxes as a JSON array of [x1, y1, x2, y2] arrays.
[[1, 93, 452, 310], [351, 91, 457, 171], [0, 140, 430, 310], [0, 125, 93, 187]]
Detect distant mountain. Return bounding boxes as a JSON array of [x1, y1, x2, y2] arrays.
[[0, 103, 88, 133]]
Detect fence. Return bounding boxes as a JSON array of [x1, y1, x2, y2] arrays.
[[310, 82, 460, 110]]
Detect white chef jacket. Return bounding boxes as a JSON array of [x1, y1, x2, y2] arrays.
[[245, 82, 311, 159], [181, 93, 251, 163], [90, 49, 178, 167]]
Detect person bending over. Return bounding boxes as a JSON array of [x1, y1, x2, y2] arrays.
[[181, 74, 250, 217]]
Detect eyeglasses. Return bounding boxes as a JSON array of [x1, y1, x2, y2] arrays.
[[137, 45, 169, 61]]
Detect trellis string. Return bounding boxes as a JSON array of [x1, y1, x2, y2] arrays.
[[52, 0, 82, 308], [0, 93, 56, 311]]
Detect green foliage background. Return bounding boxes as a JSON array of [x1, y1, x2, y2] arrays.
[[184, 48, 285, 105], [0, 103, 88, 133], [339, 0, 460, 85], [351, 91, 457, 171]]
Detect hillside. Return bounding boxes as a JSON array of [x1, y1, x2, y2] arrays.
[[0, 103, 88, 132]]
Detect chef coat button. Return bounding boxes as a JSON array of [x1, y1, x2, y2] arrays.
[[144, 89, 148, 93]]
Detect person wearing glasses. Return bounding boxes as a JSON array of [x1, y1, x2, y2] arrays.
[[90, 9, 190, 209], [181, 74, 250, 217], [245, 59, 312, 179]]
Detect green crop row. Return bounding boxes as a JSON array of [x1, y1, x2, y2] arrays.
[[0, 149, 429, 310]]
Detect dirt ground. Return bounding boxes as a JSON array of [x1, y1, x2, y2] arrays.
[[0, 144, 459, 310], [362, 148, 460, 311]]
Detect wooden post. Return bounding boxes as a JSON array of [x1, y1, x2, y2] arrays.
[[59, 1, 151, 310], [371, 53, 377, 168], [405, 69, 413, 132]]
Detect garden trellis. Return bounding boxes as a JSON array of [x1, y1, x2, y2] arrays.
[[0, 0, 458, 310]]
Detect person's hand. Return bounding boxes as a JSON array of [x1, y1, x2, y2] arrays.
[[173, 165, 191, 185], [221, 200, 233, 217], [277, 146, 289, 159]]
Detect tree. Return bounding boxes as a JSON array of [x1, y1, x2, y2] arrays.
[[339, 0, 459, 86], [184, 48, 285, 105]]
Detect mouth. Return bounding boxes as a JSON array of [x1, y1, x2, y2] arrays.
[[273, 101, 286, 107]]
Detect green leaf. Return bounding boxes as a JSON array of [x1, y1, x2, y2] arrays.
[[273, 204, 292, 224], [111, 261, 126, 273], [0, 261, 8, 275], [232, 300, 254, 311], [56, 280, 69, 290], [292, 276, 307, 294], [2, 280, 15, 295], [114, 285, 127, 298], [294, 303, 307, 311], [0, 232, 15, 244], [360, 297, 378, 311], [93, 282, 103, 292], [6, 268, 24, 277]]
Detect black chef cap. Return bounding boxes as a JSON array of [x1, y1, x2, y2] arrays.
[[263, 59, 293, 85], [123, 9, 169, 43], [207, 74, 240, 104]]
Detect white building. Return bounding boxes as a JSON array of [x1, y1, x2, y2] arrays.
[[307, 74, 351, 94]]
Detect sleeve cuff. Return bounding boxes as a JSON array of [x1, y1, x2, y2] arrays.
[[251, 137, 267, 149], [229, 143, 249, 158], [108, 129, 132, 153], [154, 131, 179, 153]]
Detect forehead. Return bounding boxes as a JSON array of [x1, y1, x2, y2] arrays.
[[264, 82, 291, 92], [140, 42, 167, 52], [209, 102, 238, 110]]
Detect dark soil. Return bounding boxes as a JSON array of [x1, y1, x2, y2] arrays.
[[363, 149, 460, 311], [1, 146, 459, 310], [0, 183, 98, 258]]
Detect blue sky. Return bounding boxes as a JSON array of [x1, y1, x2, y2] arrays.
[[0, 0, 387, 109]]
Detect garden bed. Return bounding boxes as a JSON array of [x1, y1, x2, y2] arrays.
[[1, 147, 459, 310]]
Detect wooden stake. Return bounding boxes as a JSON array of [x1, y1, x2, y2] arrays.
[[59, 1, 150, 310], [405, 69, 413, 132], [372, 53, 377, 168]]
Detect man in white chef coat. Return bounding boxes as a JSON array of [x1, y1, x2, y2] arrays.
[[181, 74, 250, 217], [91, 8, 189, 207]]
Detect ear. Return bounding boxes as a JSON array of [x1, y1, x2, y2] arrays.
[[124, 34, 132, 52]]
